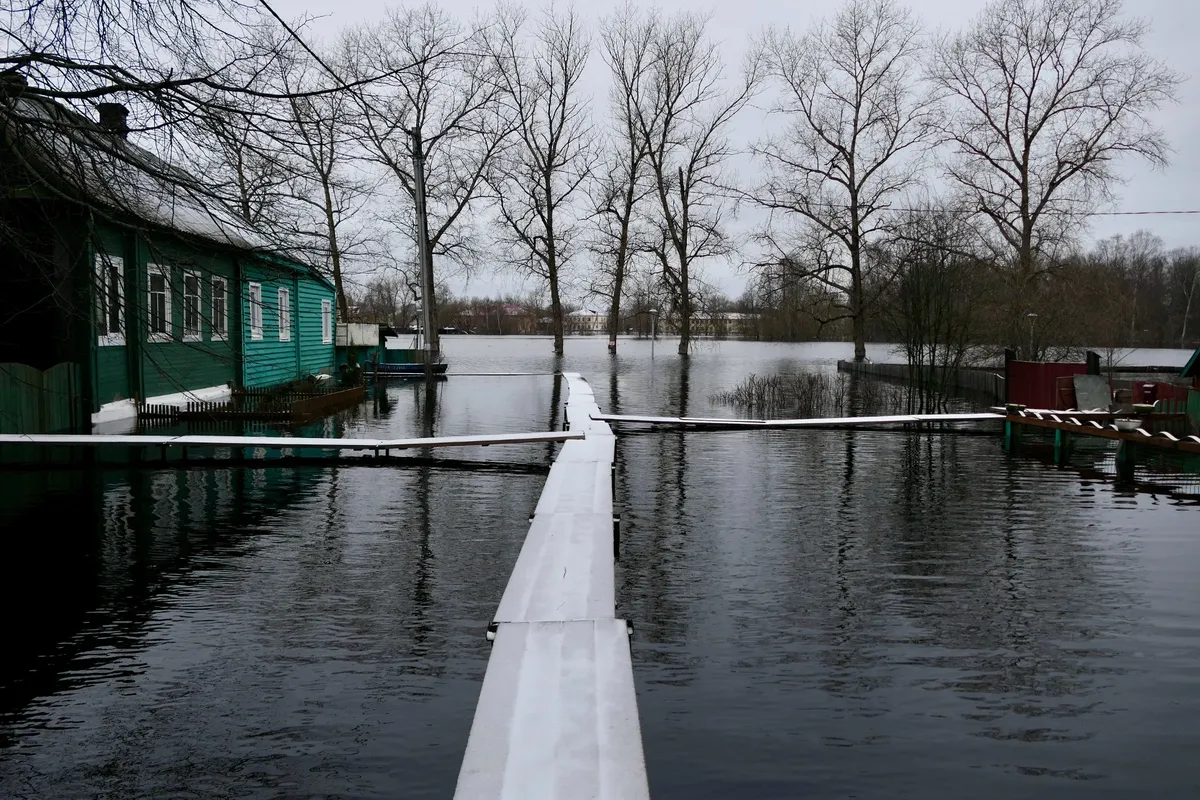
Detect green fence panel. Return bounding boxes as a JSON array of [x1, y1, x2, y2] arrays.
[[0, 361, 83, 435]]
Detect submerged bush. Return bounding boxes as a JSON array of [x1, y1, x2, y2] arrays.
[[710, 372, 909, 418]]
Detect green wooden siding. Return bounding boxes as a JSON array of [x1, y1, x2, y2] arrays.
[[89, 223, 241, 405], [242, 265, 298, 388], [94, 346, 130, 405], [135, 236, 240, 399], [241, 259, 334, 388], [89, 221, 134, 408], [297, 278, 335, 376]]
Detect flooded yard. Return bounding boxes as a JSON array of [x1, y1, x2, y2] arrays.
[[2, 338, 1198, 798]]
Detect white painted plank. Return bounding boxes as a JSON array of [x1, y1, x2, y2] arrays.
[[592, 413, 764, 426], [534, 461, 613, 516], [555, 437, 616, 464], [0, 430, 583, 451], [455, 620, 649, 800], [494, 513, 615, 624], [594, 412, 1003, 427]]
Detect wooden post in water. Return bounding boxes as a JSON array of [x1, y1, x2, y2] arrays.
[[1054, 428, 1072, 464], [1004, 419, 1020, 453], [1116, 439, 1136, 482]]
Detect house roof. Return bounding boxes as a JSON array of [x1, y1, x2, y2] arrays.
[[1183, 345, 1200, 379], [2, 85, 333, 292], [2, 90, 274, 251]]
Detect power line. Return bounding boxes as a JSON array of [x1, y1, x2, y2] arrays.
[[258, 0, 354, 93], [1091, 210, 1200, 216]]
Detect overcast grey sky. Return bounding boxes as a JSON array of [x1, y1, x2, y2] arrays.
[[290, 0, 1200, 300]]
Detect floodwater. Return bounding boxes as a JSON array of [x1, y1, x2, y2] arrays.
[[1, 337, 1198, 798]]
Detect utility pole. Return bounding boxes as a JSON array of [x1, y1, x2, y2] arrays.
[[408, 127, 439, 358]]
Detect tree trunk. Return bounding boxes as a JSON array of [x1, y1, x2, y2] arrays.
[[549, 258, 565, 356], [607, 212, 632, 352], [607, 269, 625, 352], [323, 184, 349, 322], [851, 260, 866, 362], [677, 258, 691, 355]]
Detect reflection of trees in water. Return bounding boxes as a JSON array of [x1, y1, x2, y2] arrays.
[[617, 360, 694, 679], [0, 465, 327, 720], [548, 366, 563, 463], [622, 421, 1136, 708], [848, 433, 1134, 705]]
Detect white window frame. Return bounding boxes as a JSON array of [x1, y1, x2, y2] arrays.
[[248, 282, 263, 341], [182, 269, 202, 342], [321, 298, 333, 344], [277, 287, 292, 342], [211, 276, 229, 341], [147, 263, 172, 343], [95, 253, 125, 346]]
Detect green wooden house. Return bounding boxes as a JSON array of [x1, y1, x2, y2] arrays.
[[0, 80, 336, 432]]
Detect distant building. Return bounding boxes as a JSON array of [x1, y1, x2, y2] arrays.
[[566, 309, 607, 334], [658, 312, 760, 338]]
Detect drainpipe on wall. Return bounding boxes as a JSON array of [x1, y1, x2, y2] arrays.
[[293, 273, 301, 380], [83, 210, 98, 425], [235, 256, 246, 390]]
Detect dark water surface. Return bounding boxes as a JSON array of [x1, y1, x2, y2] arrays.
[[2, 338, 1198, 798]]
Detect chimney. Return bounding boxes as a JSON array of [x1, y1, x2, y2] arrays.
[[97, 102, 129, 139], [0, 70, 27, 97]]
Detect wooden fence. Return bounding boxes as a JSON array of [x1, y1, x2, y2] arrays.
[[137, 384, 365, 424], [0, 362, 83, 434], [836, 361, 1005, 403]]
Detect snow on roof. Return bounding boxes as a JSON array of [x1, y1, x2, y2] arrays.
[[2, 92, 272, 251]]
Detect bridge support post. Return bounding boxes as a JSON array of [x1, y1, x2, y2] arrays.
[[1004, 420, 1020, 453], [1116, 440, 1136, 483], [1054, 429, 1072, 464]]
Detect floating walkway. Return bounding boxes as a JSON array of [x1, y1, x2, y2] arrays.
[[0, 430, 582, 456], [595, 411, 1004, 428], [1000, 407, 1200, 456], [455, 373, 650, 800]]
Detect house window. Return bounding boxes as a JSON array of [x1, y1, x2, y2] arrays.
[[95, 253, 124, 346], [321, 299, 333, 344], [248, 282, 263, 341], [211, 277, 228, 340], [147, 264, 171, 342], [183, 271, 202, 341], [278, 287, 292, 342]]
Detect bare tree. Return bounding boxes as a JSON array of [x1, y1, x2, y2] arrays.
[[930, 0, 1181, 349], [633, 11, 759, 355], [279, 52, 379, 323], [487, 4, 594, 356], [1170, 248, 1200, 348], [753, 0, 936, 362], [878, 204, 988, 411], [592, 3, 654, 353], [342, 3, 511, 351]]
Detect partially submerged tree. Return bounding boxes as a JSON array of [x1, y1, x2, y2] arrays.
[[877, 205, 988, 410], [930, 0, 1181, 349], [592, 3, 654, 352], [633, 11, 759, 355], [487, 4, 594, 356], [753, 0, 937, 362], [342, 3, 510, 350]]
